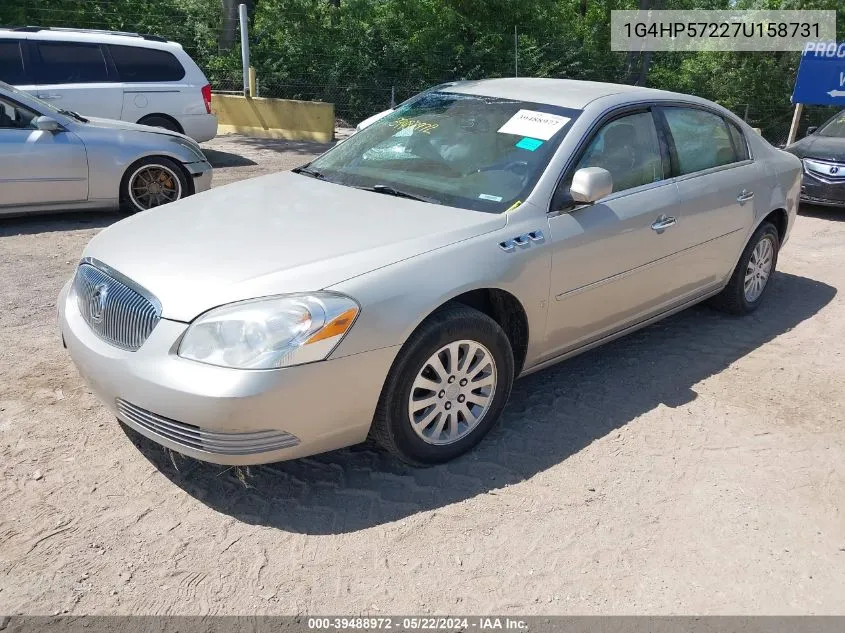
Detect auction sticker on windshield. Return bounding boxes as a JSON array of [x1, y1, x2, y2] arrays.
[[498, 109, 571, 140]]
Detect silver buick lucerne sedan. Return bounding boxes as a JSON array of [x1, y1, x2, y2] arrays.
[[59, 78, 801, 466]]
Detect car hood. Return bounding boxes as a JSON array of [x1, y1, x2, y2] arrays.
[[83, 116, 192, 141], [786, 135, 845, 161], [82, 172, 506, 322]]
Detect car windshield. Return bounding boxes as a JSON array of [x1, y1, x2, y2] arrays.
[[307, 92, 581, 212], [816, 110, 845, 137]]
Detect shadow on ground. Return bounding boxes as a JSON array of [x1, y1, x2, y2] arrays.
[[125, 271, 836, 534], [203, 148, 258, 168], [799, 203, 845, 222], [0, 211, 118, 237]]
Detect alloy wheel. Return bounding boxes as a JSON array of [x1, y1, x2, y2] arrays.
[[408, 340, 497, 446], [744, 235, 774, 302]]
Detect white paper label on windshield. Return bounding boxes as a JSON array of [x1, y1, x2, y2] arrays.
[[498, 110, 570, 140]]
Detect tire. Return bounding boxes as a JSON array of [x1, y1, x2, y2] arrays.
[[119, 156, 189, 214], [137, 115, 182, 134], [369, 304, 515, 465], [710, 221, 780, 315]]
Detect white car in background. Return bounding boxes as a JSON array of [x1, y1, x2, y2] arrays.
[[0, 26, 217, 142]]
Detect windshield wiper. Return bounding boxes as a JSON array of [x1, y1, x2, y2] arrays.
[[57, 109, 88, 123], [360, 184, 440, 204], [291, 165, 326, 180]]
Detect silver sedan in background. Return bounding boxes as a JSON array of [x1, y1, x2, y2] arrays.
[[0, 80, 212, 216], [59, 78, 801, 467]]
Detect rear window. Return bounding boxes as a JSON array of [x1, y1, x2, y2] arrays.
[[108, 44, 185, 82], [35, 41, 109, 84], [0, 40, 27, 85]]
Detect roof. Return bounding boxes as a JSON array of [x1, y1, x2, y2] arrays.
[[0, 27, 179, 49], [446, 77, 674, 110]]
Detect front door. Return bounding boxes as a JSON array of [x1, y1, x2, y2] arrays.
[[0, 95, 88, 209], [543, 109, 687, 360]]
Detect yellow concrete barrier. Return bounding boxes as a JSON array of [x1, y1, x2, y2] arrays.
[[212, 94, 334, 142]]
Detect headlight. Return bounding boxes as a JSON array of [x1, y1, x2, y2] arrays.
[[178, 293, 359, 369]]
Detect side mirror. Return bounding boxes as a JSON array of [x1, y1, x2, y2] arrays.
[[570, 167, 613, 203], [34, 116, 60, 132], [805, 126, 818, 136]]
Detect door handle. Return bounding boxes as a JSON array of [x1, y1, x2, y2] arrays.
[[37, 93, 62, 100], [737, 189, 754, 204], [651, 215, 676, 233]]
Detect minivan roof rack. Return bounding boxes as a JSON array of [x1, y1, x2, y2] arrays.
[[9, 26, 168, 43]]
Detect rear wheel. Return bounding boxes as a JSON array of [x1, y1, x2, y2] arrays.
[[137, 114, 182, 134], [369, 304, 514, 465], [710, 221, 779, 315], [120, 157, 188, 214]]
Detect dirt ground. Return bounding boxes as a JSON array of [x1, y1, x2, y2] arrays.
[[1, 134, 844, 616]]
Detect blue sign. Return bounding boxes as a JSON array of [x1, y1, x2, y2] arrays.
[[792, 42, 845, 105]]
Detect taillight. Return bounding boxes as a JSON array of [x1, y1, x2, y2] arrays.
[[201, 84, 212, 114]]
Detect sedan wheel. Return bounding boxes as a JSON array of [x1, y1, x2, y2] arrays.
[[408, 340, 497, 445], [743, 236, 774, 302], [710, 221, 780, 315], [129, 164, 182, 210], [120, 156, 189, 215], [370, 304, 514, 465]]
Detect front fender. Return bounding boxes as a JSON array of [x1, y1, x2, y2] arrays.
[[328, 214, 553, 370]]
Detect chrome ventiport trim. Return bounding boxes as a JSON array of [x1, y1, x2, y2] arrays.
[[116, 399, 301, 455]]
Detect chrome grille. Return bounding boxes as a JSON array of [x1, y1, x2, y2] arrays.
[[73, 261, 160, 351], [116, 399, 300, 455]]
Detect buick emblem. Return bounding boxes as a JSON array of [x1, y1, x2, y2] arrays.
[[91, 283, 109, 323], [831, 166, 840, 175]]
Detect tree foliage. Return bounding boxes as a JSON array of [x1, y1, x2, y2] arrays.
[[2, 0, 843, 133]]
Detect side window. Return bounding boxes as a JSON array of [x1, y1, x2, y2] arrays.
[[663, 107, 737, 175], [573, 111, 664, 194], [0, 97, 38, 130], [0, 40, 27, 85], [727, 121, 750, 161], [34, 42, 109, 84], [108, 45, 186, 82]]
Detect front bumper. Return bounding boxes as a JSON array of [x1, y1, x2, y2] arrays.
[[185, 160, 213, 194], [800, 171, 845, 208], [59, 282, 398, 465]]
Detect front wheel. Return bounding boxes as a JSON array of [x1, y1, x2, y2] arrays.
[[120, 157, 188, 214], [369, 304, 515, 465], [710, 221, 780, 315]]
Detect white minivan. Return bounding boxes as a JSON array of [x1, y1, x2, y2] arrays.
[[0, 27, 217, 142]]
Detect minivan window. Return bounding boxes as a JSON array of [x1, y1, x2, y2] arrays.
[[108, 44, 185, 82], [573, 111, 664, 193], [663, 107, 736, 175], [34, 42, 109, 84], [0, 41, 27, 85]]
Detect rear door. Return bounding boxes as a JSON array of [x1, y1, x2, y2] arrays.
[[30, 40, 123, 120], [0, 94, 88, 209], [106, 43, 191, 123], [656, 106, 764, 288]]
